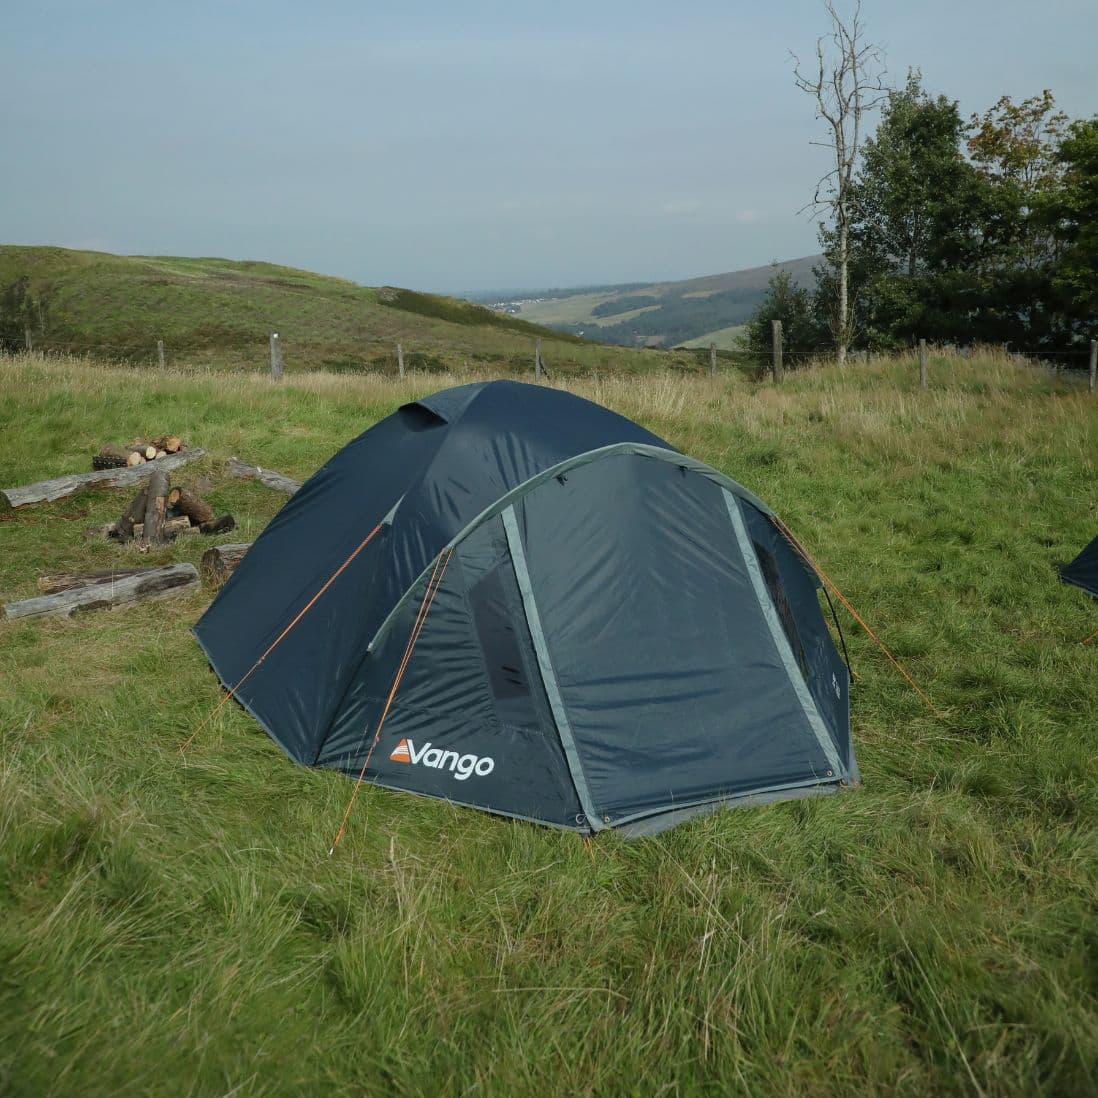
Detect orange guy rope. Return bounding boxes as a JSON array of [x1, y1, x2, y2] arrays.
[[771, 516, 944, 719], [179, 522, 383, 753], [328, 545, 455, 855], [1082, 628, 1097, 646]]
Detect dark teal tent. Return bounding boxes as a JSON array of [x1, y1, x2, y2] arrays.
[[1061, 536, 1098, 600], [194, 381, 858, 835]]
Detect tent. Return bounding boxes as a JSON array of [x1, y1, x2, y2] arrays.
[[1060, 536, 1098, 600], [194, 380, 858, 835]]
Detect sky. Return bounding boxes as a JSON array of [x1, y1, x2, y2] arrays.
[[2, 1, 1095, 293]]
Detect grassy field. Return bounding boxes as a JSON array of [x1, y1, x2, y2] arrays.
[[0, 246, 704, 377], [681, 324, 748, 351], [1, 349, 1095, 1096]]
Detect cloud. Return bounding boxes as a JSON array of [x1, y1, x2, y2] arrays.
[[735, 209, 764, 225]]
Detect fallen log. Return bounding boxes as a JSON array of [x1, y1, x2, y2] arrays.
[[3, 563, 199, 621], [225, 457, 300, 495], [37, 567, 164, 595], [201, 542, 251, 583], [143, 470, 170, 545], [0, 448, 206, 511]]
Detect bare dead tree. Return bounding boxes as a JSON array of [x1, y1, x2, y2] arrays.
[[793, 1, 885, 365]]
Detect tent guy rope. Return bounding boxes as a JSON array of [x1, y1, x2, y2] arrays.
[[179, 522, 383, 753]]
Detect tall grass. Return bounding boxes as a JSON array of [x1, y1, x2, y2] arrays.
[[0, 349, 1095, 1095]]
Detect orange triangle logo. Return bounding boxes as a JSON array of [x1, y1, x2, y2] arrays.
[[389, 738, 411, 763]]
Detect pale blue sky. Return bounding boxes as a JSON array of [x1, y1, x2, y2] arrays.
[[2, 1, 1094, 291]]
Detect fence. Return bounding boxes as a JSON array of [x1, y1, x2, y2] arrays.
[[3, 327, 1096, 394]]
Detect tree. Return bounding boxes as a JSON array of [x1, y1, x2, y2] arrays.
[[1046, 116, 1098, 320], [967, 90, 1069, 271], [837, 72, 991, 347], [793, 0, 885, 364], [744, 269, 828, 362]]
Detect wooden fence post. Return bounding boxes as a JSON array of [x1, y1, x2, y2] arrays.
[[535, 338, 542, 382], [397, 342, 405, 378], [24, 325, 32, 352], [771, 320, 783, 383], [157, 340, 165, 369], [270, 333, 283, 381], [709, 341, 717, 378], [918, 339, 927, 388], [1090, 339, 1096, 395]]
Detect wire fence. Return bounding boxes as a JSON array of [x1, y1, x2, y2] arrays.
[[2, 330, 1095, 390]]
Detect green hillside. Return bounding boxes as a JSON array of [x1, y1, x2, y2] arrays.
[[481, 255, 820, 348], [0, 246, 697, 376]]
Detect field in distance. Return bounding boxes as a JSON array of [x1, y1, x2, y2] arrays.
[[473, 255, 819, 349]]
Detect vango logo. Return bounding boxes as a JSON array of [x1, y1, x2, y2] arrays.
[[388, 737, 495, 781]]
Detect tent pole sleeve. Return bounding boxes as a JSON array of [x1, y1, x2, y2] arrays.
[[502, 505, 604, 832], [723, 490, 845, 779]]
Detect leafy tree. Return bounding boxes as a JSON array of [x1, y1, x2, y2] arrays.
[[1046, 116, 1098, 318], [744, 269, 828, 362], [968, 90, 1069, 271]]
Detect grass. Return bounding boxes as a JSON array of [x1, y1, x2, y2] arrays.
[[1, 348, 1096, 1096], [0, 246, 703, 378]]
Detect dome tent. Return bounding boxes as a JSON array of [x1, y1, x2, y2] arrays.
[[1060, 535, 1098, 600], [194, 380, 859, 836]]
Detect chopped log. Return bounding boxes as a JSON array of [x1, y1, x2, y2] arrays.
[[115, 487, 149, 543], [171, 488, 215, 527], [153, 435, 183, 454], [225, 457, 300, 495], [126, 451, 145, 467], [201, 542, 251, 582], [155, 449, 167, 460], [134, 516, 194, 539], [142, 470, 169, 545], [83, 516, 195, 540], [3, 563, 199, 620], [0, 448, 206, 511], [37, 566, 164, 595], [199, 514, 236, 536], [132, 444, 158, 461]]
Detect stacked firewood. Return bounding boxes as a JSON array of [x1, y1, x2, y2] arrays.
[[92, 435, 187, 470], [87, 470, 235, 545]]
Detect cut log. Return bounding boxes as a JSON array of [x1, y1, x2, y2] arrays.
[[142, 470, 169, 545], [126, 451, 145, 467], [132, 444, 158, 461], [37, 567, 164, 595], [201, 543, 251, 582], [199, 514, 236, 536], [3, 563, 199, 621], [84, 516, 195, 540], [170, 488, 215, 527], [0, 448, 206, 511], [134, 516, 194, 539], [225, 457, 300, 495], [115, 487, 149, 543], [153, 435, 183, 454], [155, 449, 167, 460]]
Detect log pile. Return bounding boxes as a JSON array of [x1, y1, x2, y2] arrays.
[[92, 435, 187, 470], [88, 475, 236, 546]]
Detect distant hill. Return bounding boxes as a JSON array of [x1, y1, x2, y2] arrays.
[[0, 246, 695, 376], [471, 256, 821, 349]]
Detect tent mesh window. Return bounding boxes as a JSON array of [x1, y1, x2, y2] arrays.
[[752, 539, 810, 678], [468, 563, 539, 730]]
